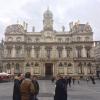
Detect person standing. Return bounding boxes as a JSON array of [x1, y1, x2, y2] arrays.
[[13, 73, 22, 100], [20, 72, 35, 100], [31, 75, 39, 100], [54, 75, 67, 100]]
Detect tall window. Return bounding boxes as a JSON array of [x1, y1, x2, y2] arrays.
[[58, 50, 62, 58], [47, 49, 51, 59], [27, 49, 31, 57], [77, 37, 81, 41], [86, 49, 90, 58], [57, 46, 63, 58], [58, 38, 62, 42], [7, 63, 10, 73], [67, 50, 70, 57], [35, 38, 39, 42], [16, 63, 20, 73], [34, 46, 40, 58], [85, 37, 89, 41], [77, 49, 82, 58], [16, 49, 21, 57], [35, 50, 39, 58], [78, 62, 83, 74], [7, 48, 12, 56], [65, 38, 69, 42]]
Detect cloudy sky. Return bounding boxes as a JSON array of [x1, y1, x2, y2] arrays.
[[0, 0, 100, 41]]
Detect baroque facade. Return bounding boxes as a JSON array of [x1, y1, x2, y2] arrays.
[[2, 9, 95, 77], [94, 41, 100, 77]]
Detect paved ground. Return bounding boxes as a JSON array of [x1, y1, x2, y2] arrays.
[[0, 80, 100, 100]]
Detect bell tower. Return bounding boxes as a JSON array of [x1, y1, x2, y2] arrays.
[[43, 8, 53, 31]]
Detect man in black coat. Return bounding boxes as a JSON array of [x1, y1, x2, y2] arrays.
[[13, 74, 22, 100], [31, 75, 39, 100], [54, 75, 67, 100]]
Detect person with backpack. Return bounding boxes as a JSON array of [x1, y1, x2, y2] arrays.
[[20, 72, 35, 100]]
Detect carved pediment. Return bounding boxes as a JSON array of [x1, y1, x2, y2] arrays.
[[15, 45, 22, 49]]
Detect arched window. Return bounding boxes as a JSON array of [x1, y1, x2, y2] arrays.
[[85, 37, 89, 41], [15, 63, 20, 73], [27, 38, 32, 42], [16, 37, 21, 42], [65, 38, 69, 42], [59, 62, 63, 67], [26, 63, 30, 67], [77, 37, 81, 41], [7, 37, 13, 41], [58, 38, 62, 42], [35, 63, 39, 66], [68, 63, 72, 67], [7, 63, 10, 73], [78, 62, 83, 74], [35, 38, 40, 42]]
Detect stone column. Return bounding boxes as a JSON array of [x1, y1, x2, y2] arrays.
[[31, 46, 35, 58], [12, 45, 16, 57], [82, 46, 86, 57], [75, 48, 78, 57], [62, 47, 66, 58], [21, 45, 25, 57], [41, 46, 45, 59]]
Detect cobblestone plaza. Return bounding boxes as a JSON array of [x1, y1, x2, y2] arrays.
[[0, 80, 100, 100]]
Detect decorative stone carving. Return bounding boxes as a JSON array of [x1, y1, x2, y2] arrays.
[[62, 26, 65, 32], [5, 24, 25, 34], [43, 8, 53, 31], [84, 23, 92, 32]]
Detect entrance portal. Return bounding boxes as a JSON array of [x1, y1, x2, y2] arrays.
[[45, 63, 53, 77]]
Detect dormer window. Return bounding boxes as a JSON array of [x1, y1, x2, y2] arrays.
[[16, 37, 21, 42], [58, 38, 62, 42], [65, 38, 69, 42], [35, 38, 39, 42], [77, 37, 81, 41], [85, 37, 89, 41], [7, 37, 13, 42]]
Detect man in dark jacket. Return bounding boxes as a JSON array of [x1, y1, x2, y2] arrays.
[[13, 74, 22, 100], [54, 75, 67, 100], [31, 75, 39, 100]]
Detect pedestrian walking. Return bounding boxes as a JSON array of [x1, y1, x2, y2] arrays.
[[31, 75, 39, 100], [51, 76, 55, 83], [20, 72, 35, 100], [72, 77, 75, 85], [13, 73, 22, 100], [68, 76, 72, 87], [54, 75, 67, 100], [77, 77, 80, 84], [86, 77, 89, 84], [90, 76, 96, 85]]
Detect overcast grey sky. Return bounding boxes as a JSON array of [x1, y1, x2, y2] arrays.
[[0, 0, 100, 41]]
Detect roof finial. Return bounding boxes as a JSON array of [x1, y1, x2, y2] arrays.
[[17, 20, 19, 24], [47, 6, 49, 11]]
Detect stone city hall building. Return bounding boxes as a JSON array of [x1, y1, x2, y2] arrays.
[[1, 9, 95, 77]]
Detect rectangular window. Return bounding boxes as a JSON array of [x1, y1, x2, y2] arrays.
[[67, 50, 70, 57], [78, 49, 81, 58], [47, 49, 50, 59], [58, 50, 62, 58], [35, 50, 39, 58], [87, 49, 90, 58], [27, 49, 31, 57], [7, 49, 12, 57]]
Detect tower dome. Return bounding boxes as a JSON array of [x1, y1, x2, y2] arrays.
[[43, 8, 53, 31], [43, 8, 53, 18]]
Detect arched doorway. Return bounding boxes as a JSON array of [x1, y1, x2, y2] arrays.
[[45, 63, 53, 77]]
